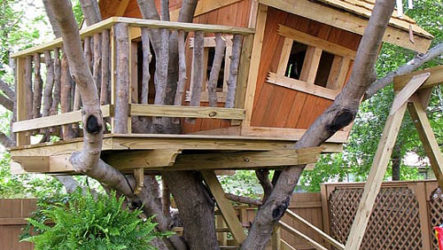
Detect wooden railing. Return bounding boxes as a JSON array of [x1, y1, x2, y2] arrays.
[[11, 17, 254, 147]]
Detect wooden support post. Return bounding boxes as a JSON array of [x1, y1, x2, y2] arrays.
[[114, 23, 130, 134], [408, 100, 443, 189], [15, 57, 30, 146], [133, 168, 144, 195], [271, 225, 281, 250], [414, 182, 432, 249], [216, 214, 228, 246], [242, 4, 268, 132], [201, 171, 247, 244], [344, 103, 407, 250]]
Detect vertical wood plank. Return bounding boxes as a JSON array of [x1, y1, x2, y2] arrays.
[[272, 225, 282, 250], [414, 182, 432, 249], [276, 37, 293, 75], [241, 4, 268, 131], [408, 100, 443, 189], [300, 46, 322, 84], [344, 103, 407, 250], [201, 170, 247, 244], [15, 57, 29, 146]]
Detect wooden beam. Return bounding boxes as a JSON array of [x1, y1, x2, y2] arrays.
[[300, 46, 322, 84], [394, 65, 443, 91], [103, 149, 182, 170], [242, 126, 349, 143], [408, 100, 443, 189], [285, 210, 344, 250], [258, 0, 432, 53], [114, 0, 130, 16], [279, 221, 327, 250], [15, 57, 29, 146], [12, 105, 112, 132], [201, 171, 247, 244], [130, 104, 245, 120], [276, 38, 294, 75], [272, 225, 281, 250], [168, 148, 322, 171], [267, 73, 339, 101], [278, 25, 356, 59], [242, 4, 268, 131], [344, 103, 407, 250], [390, 72, 430, 115]]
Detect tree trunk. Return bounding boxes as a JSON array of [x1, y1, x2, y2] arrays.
[[163, 172, 220, 250], [391, 143, 402, 181]]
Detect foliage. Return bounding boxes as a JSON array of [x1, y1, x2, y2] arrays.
[[299, 0, 442, 191], [21, 189, 168, 250], [220, 170, 263, 199]]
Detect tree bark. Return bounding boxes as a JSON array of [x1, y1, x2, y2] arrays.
[[114, 23, 130, 133], [42, 50, 54, 117], [391, 143, 402, 181], [100, 30, 110, 105], [163, 171, 219, 250], [60, 53, 76, 139], [24, 56, 33, 120], [50, 48, 61, 115], [140, 28, 151, 105], [32, 53, 43, 119], [79, 0, 101, 26], [207, 33, 225, 107], [256, 169, 273, 203], [93, 33, 102, 97], [0, 78, 15, 100], [225, 34, 242, 108], [241, 1, 396, 249], [174, 30, 186, 106]]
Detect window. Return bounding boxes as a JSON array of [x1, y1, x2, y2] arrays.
[[272, 25, 356, 100]]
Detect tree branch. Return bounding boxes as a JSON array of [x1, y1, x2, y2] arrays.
[[0, 131, 15, 148], [225, 193, 262, 206], [365, 42, 443, 99], [255, 169, 273, 203], [79, 0, 102, 26], [0, 94, 13, 111], [0, 78, 15, 100]]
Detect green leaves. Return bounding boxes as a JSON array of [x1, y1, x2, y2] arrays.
[[21, 189, 167, 250]]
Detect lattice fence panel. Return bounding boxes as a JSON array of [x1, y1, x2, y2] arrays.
[[328, 187, 423, 249], [429, 188, 443, 249]]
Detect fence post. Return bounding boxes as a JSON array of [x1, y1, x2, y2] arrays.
[[272, 225, 281, 250], [414, 182, 432, 249], [320, 184, 331, 245]]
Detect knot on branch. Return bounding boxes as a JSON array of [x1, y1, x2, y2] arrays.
[[326, 108, 355, 134], [271, 196, 290, 221], [86, 115, 102, 134]]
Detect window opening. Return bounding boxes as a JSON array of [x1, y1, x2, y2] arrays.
[[314, 51, 335, 88], [285, 41, 307, 80]]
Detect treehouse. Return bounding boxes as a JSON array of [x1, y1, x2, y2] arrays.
[[9, 0, 432, 175]]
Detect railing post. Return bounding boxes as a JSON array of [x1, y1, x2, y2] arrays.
[[15, 57, 30, 146], [112, 23, 130, 134], [414, 182, 432, 249]]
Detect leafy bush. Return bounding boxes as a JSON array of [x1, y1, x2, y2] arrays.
[[21, 189, 167, 250]]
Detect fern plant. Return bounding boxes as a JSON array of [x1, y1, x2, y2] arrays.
[[21, 189, 168, 250]]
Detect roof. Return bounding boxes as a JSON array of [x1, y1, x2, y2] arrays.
[[259, 0, 433, 53]]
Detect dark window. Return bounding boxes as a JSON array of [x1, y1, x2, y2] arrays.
[[285, 41, 307, 80], [314, 51, 335, 88]]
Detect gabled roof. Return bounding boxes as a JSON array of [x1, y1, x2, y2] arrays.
[[259, 0, 433, 53]]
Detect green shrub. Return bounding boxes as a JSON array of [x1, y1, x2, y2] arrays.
[[21, 189, 168, 250]]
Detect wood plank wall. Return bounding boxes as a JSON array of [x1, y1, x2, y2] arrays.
[[250, 7, 361, 129], [0, 199, 37, 250]]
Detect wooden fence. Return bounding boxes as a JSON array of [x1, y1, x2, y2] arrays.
[[2, 180, 441, 249], [0, 199, 36, 250], [321, 180, 441, 249]]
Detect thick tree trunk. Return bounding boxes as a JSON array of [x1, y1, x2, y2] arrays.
[[242, 1, 396, 248], [391, 143, 402, 181], [163, 172, 219, 250], [114, 23, 130, 133], [79, 0, 101, 26]]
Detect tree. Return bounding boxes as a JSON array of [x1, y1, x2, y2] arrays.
[[300, 0, 443, 190], [3, 0, 442, 249]]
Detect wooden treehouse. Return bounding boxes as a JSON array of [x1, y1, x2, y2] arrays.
[[10, 0, 432, 175]]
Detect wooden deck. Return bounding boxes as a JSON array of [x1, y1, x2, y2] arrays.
[[10, 133, 341, 174]]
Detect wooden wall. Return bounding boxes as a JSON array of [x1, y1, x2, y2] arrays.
[[0, 199, 36, 250], [250, 7, 361, 129]]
